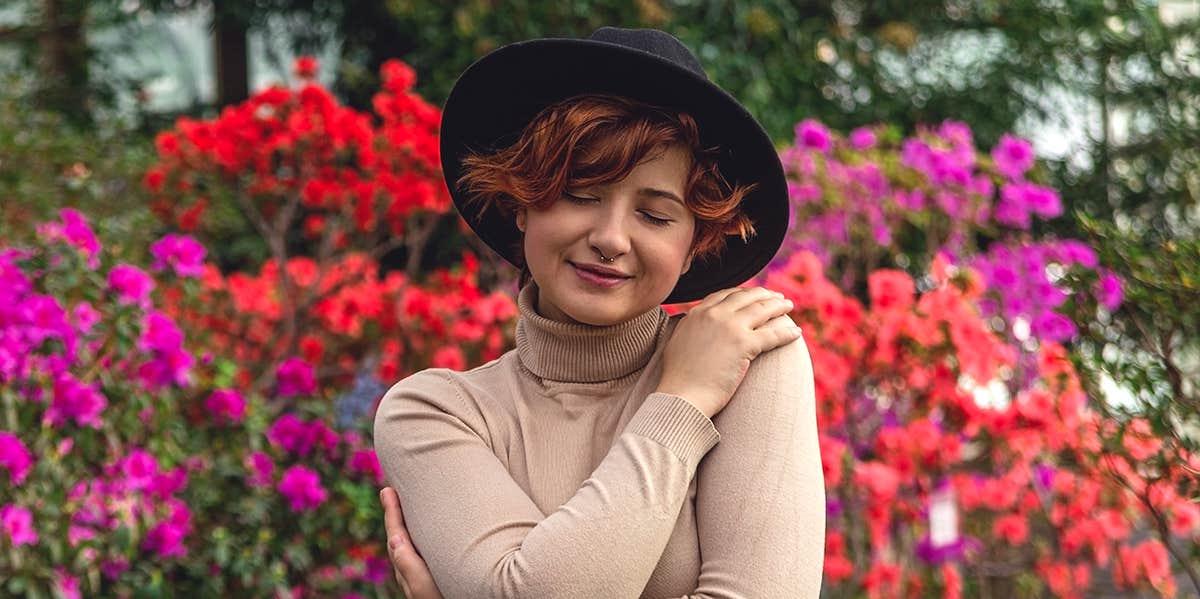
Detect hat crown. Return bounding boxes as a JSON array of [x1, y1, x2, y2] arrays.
[[587, 27, 708, 80]]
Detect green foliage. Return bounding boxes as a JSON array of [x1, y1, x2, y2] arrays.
[[0, 72, 160, 260], [1066, 213, 1200, 451]]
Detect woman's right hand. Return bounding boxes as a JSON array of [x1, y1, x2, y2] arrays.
[[657, 286, 801, 419]]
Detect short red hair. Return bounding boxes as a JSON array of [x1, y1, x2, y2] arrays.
[[456, 93, 757, 289]]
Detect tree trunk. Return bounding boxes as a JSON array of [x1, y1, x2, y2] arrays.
[[213, 0, 249, 107], [39, 0, 91, 122]]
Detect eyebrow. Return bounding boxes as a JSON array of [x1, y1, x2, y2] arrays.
[[638, 187, 685, 206]]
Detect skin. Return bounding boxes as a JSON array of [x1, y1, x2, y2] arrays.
[[515, 142, 698, 326], [379, 143, 793, 597]]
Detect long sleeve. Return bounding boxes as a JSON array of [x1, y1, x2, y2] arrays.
[[373, 369, 721, 599], [668, 320, 826, 598]]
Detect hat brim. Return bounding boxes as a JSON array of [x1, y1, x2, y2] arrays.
[[439, 37, 788, 304]]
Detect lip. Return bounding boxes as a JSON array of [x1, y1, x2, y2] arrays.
[[571, 263, 630, 288], [570, 262, 631, 278]]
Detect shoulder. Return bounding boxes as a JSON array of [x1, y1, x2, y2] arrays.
[[748, 314, 813, 381]]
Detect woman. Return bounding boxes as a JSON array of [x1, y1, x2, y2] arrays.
[[373, 27, 824, 598]]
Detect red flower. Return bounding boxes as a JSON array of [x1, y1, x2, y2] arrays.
[[294, 56, 319, 79]]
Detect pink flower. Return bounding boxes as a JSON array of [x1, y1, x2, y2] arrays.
[[276, 357, 317, 396], [37, 209, 101, 269], [108, 264, 155, 307], [363, 556, 391, 583], [101, 557, 130, 580], [349, 449, 383, 484], [246, 451, 275, 488], [54, 567, 81, 599], [137, 311, 194, 389], [1089, 272, 1121, 312], [0, 432, 33, 485], [991, 134, 1035, 179], [204, 389, 246, 425], [71, 301, 100, 335], [1, 504, 38, 546], [266, 414, 338, 457], [44, 372, 107, 429], [68, 525, 97, 546], [795, 119, 831, 153], [868, 269, 915, 312], [142, 500, 191, 558], [431, 345, 465, 370], [119, 449, 160, 491], [278, 465, 328, 512], [849, 126, 877, 149], [149, 234, 207, 278]]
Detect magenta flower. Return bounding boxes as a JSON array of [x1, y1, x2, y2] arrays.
[[108, 264, 155, 307], [119, 449, 160, 492], [1032, 311, 1077, 342], [148, 466, 189, 501], [246, 451, 275, 488], [795, 119, 831, 153], [45, 372, 107, 429], [266, 414, 338, 457], [276, 357, 317, 396], [1, 504, 38, 546], [995, 184, 1033, 229], [37, 209, 101, 269], [54, 567, 81, 599], [991, 134, 1035, 179], [349, 449, 383, 484], [204, 389, 246, 425], [0, 432, 33, 485], [137, 311, 194, 389], [101, 557, 130, 581], [150, 234, 207, 278], [1096, 272, 1123, 311], [71, 301, 100, 336], [849, 126, 877, 149], [142, 500, 192, 558], [278, 465, 328, 512], [364, 556, 391, 583]]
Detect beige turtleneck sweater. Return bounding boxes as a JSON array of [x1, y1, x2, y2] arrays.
[[373, 280, 824, 598]]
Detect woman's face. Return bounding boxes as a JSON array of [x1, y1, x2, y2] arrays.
[[516, 143, 697, 326]]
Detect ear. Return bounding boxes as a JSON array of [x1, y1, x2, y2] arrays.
[[680, 250, 693, 275], [515, 207, 527, 233]]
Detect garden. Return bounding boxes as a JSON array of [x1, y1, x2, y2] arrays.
[[2, 2, 1198, 597]]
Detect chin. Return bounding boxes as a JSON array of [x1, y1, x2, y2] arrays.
[[565, 306, 626, 327]]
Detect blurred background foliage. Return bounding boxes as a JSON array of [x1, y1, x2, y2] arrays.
[[1, 0, 1196, 454]]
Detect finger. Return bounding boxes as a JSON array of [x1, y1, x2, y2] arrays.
[[735, 296, 795, 327], [712, 286, 783, 313], [698, 285, 754, 306], [381, 487, 406, 537], [751, 318, 804, 354], [391, 535, 441, 599]]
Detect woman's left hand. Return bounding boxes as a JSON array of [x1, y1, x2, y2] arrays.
[[380, 486, 444, 599]]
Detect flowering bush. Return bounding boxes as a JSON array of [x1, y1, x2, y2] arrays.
[[5, 52, 1194, 598], [748, 121, 1199, 597], [0, 210, 400, 596]]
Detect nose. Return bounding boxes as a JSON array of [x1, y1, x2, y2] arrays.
[[587, 205, 633, 261]]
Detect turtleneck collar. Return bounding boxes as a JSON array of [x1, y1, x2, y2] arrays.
[[515, 280, 670, 383]]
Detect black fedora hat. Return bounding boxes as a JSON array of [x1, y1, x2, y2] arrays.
[[439, 26, 789, 304]]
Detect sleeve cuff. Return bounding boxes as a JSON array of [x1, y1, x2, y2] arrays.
[[624, 392, 721, 471]]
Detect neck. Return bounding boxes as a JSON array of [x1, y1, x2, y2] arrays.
[[514, 280, 669, 383]]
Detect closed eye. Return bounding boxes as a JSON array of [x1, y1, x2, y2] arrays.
[[563, 193, 674, 227]]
